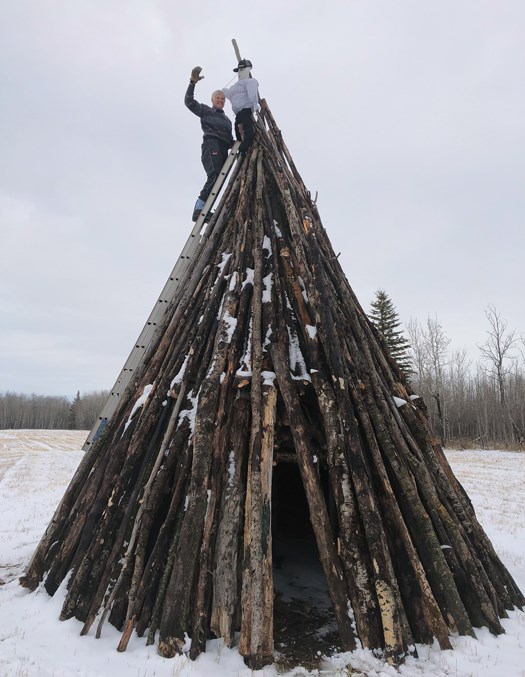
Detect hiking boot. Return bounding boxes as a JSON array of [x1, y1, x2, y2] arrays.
[[192, 197, 206, 222]]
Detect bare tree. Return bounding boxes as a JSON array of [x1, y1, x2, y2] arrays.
[[423, 317, 451, 446], [406, 309, 525, 447], [406, 318, 426, 387], [478, 306, 523, 443], [406, 317, 451, 445], [520, 335, 525, 368], [447, 348, 471, 444]]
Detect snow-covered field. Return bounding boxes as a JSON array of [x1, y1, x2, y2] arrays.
[[0, 430, 524, 677]]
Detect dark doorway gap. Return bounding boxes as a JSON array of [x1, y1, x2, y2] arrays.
[[271, 460, 342, 669]]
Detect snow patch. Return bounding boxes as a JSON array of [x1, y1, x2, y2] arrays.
[[242, 267, 254, 289], [178, 390, 199, 434], [393, 396, 407, 408], [263, 324, 272, 352], [298, 276, 309, 303], [262, 370, 276, 386], [222, 309, 237, 343], [305, 324, 317, 339], [262, 273, 273, 303], [262, 234, 272, 256], [217, 251, 231, 275], [124, 384, 153, 433], [287, 327, 311, 382], [170, 354, 189, 388], [228, 271, 238, 291], [227, 450, 236, 490], [236, 316, 253, 377]]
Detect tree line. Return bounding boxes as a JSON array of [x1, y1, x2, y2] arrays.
[[369, 291, 525, 449], [0, 390, 108, 430]]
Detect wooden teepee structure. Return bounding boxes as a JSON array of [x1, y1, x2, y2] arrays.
[[21, 100, 523, 670]]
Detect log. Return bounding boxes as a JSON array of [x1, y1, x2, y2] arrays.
[[239, 155, 275, 668]]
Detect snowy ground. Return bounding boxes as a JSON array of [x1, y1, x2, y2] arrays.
[[0, 430, 524, 677]]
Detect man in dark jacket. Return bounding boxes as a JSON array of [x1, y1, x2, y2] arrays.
[[185, 66, 234, 221]]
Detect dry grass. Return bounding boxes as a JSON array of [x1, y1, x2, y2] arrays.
[[446, 438, 525, 452]]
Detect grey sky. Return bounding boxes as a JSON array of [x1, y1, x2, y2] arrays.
[[1, 1, 524, 397]]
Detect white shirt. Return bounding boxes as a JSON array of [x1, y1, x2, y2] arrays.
[[222, 78, 259, 115]]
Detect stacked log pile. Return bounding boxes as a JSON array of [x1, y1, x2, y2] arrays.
[[20, 101, 524, 670]]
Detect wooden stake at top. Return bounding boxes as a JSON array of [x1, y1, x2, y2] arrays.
[[232, 38, 242, 62]]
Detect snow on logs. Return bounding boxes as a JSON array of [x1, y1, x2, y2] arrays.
[[20, 101, 524, 671]]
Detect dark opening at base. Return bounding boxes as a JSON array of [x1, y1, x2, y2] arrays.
[[271, 461, 342, 668]]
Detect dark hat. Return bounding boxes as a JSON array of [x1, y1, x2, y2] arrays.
[[233, 59, 253, 72]]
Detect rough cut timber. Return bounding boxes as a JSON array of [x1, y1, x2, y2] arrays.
[[20, 100, 524, 670]]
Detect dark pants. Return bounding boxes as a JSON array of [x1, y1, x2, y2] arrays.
[[198, 138, 230, 202], [235, 108, 255, 153]]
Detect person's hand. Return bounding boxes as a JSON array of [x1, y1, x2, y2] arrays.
[[190, 66, 204, 84]]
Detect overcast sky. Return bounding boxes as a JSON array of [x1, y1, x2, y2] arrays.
[[1, 1, 524, 398]]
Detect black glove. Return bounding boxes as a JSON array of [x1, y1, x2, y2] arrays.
[[190, 66, 204, 84]]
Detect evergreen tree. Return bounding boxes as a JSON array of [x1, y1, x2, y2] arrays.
[[369, 289, 412, 376], [68, 391, 81, 429]]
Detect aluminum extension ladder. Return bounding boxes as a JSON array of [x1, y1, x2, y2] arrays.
[[83, 141, 242, 450]]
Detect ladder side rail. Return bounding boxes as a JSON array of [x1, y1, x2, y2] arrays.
[[83, 142, 241, 450]]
